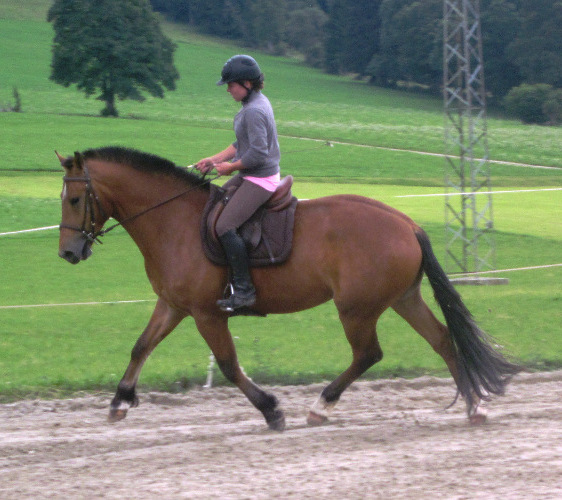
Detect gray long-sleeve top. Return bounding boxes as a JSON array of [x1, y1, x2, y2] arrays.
[[232, 91, 280, 178]]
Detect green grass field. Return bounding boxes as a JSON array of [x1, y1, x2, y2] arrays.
[[0, 1, 560, 401]]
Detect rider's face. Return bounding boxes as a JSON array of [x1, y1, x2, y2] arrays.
[[227, 81, 250, 102]]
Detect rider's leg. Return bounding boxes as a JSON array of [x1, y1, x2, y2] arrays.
[[215, 178, 272, 311]]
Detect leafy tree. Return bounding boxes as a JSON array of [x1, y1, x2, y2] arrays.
[[324, 0, 382, 75], [542, 88, 562, 125], [367, 0, 440, 89], [508, 0, 562, 88], [248, 0, 286, 51], [150, 0, 191, 23], [504, 83, 554, 124], [48, 0, 179, 117], [480, 0, 522, 100], [285, 8, 328, 67]]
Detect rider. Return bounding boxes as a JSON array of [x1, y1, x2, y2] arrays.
[[195, 55, 281, 312]]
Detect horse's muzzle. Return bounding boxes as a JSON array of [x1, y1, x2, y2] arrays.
[[58, 237, 93, 264]]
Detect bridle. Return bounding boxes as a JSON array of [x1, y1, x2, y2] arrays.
[[60, 164, 217, 244], [60, 164, 107, 244]]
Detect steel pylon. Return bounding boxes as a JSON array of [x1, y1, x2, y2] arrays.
[[443, 0, 496, 276]]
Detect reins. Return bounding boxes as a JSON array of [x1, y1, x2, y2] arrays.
[[60, 165, 219, 244]]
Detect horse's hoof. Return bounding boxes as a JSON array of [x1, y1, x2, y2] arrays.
[[266, 410, 286, 432], [307, 411, 328, 426], [469, 405, 488, 425], [469, 412, 487, 425], [108, 408, 128, 423]]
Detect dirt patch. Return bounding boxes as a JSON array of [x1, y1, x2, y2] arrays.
[[1, 371, 561, 499]]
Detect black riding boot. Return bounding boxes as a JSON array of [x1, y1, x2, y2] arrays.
[[217, 229, 256, 312]]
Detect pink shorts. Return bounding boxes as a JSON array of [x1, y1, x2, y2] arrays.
[[244, 173, 281, 192]]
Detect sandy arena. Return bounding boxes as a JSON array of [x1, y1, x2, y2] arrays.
[[1, 371, 561, 499]]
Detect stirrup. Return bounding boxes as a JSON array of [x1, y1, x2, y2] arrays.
[[217, 283, 256, 312], [217, 292, 256, 312]]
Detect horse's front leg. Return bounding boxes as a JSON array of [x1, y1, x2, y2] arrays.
[[109, 298, 185, 422], [194, 313, 285, 431]]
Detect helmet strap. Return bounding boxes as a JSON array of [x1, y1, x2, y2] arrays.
[[241, 83, 253, 103]]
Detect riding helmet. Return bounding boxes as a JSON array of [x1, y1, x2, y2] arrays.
[[217, 55, 262, 86]]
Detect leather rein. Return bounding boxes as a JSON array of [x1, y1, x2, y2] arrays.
[[60, 165, 217, 244]]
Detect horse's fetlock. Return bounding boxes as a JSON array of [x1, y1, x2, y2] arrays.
[[112, 383, 138, 407], [258, 392, 279, 412], [322, 391, 340, 405]]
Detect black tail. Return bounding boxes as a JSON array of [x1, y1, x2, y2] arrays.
[[415, 229, 521, 414]]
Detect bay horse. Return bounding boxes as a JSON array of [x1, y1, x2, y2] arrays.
[[57, 146, 520, 430]]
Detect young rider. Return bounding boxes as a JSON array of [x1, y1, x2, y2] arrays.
[[195, 55, 281, 312]]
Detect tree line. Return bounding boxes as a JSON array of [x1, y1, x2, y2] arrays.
[[150, 0, 562, 102], [46, 0, 561, 121]]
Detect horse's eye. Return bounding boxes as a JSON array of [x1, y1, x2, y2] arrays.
[[70, 197, 80, 206]]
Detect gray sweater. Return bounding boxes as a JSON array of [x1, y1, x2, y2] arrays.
[[232, 91, 280, 178]]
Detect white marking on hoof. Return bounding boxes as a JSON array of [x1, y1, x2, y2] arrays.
[[307, 411, 328, 426], [108, 401, 132, 423], [116, 401, 132, 411], [468, 401, 488, 425], [308, 396, 337, 425]]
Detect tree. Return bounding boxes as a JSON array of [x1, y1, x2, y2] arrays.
[[507, 0, 562, 88], [247, 0, 286, 52], [480, 0, 522, 100], [367, 0, 441, 89], [324, 0, 382, 75], [48, 0, 179, 117], [285, 8, 328, 67], [504, 83, 554, 124]]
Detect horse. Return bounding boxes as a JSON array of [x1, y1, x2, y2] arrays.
[[56, 146, 520, 430]]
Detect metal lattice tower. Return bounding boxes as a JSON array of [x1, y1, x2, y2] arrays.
[[443, 0, 496, 276]]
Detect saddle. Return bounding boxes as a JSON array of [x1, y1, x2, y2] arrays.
[[200, 176, 298, 267]]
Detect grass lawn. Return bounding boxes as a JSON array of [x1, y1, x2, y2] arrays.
[[0, 1, 560, 400]]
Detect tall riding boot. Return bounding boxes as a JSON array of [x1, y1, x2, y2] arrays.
[[217, 229, 256, 312]]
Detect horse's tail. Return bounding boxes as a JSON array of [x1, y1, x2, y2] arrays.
[[414, 228, 521, 413]]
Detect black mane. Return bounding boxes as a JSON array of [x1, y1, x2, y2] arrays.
[[82, 146, 210, 189]]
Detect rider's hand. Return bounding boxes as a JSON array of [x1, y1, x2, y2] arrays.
[[195, 158, 214, 174], [214, 162, 237, 176]]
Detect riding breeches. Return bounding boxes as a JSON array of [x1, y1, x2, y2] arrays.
[[215, 176, 274, 237]]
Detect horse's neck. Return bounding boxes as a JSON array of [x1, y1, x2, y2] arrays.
[[96, 164, 207, 256]]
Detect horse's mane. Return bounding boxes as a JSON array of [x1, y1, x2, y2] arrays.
[[82, 146, 210, 190]]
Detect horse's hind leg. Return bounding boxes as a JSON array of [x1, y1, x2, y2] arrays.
[[392, 289, 487, 423], [308, 310, 383, 425], [194, 313, 285, 431], [109, 298, 184, 422]]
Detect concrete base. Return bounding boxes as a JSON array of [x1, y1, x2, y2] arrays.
[[450, 276, 509, 286]]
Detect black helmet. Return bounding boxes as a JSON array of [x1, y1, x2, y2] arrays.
[[217, 55, 262, 86]]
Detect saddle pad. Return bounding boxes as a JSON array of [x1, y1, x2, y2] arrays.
[[200, 184, 298, 267]]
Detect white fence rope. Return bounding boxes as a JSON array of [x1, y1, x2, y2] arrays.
[[0, 225, 58, 237], [396, 187, 562, 198], [0, 299, 154, 310]]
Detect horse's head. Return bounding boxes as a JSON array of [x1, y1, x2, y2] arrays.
[[57, 151, 109, 264]]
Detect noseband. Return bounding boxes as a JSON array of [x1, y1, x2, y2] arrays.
[[60, 166, 107, 244]]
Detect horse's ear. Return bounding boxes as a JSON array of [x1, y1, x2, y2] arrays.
[[73, 151, 84, 170], [55, 150, 67, 167]]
